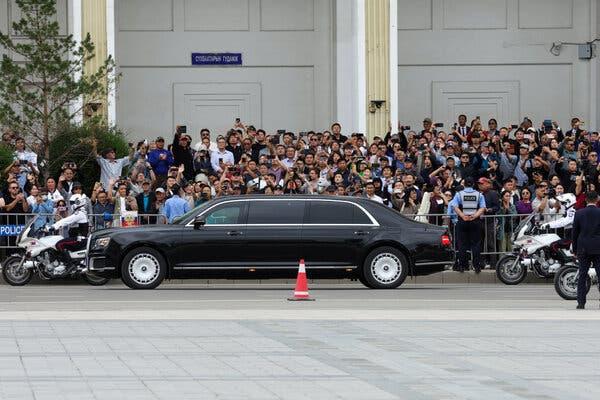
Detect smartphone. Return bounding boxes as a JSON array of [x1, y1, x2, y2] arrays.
[[434, 123, 444, 128], [19, 159, 28, 166], [235, 118, 240, 123], [177, 125, 187, 134], [218, 158, 223, 163], [511, 124, 519, 129], [276, 129, 286, 135]]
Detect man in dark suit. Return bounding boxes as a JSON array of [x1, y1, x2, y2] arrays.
[[572, 191, 600, 309], [135, 180, 157, 225]]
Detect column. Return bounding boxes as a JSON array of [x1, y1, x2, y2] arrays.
[[81, 0, 108, 122], [365, 0, 389, 137]]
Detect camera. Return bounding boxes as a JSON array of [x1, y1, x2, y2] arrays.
[[547, 188, 556, 198], [400, 125, 411, 131], [434, 123, 444, 128], [176, 125, 187, 134]]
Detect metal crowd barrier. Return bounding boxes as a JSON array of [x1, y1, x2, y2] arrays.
[[0, 211, 566, 260], [407, 212, 567, 261], [0, 213, 164, 252]]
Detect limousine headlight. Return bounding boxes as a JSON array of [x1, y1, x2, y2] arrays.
[[93, 237, 111, 249]]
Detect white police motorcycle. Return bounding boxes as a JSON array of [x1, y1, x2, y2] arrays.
[[495, 194, 577, 285], [1, 194, 109, 286], [554, 263, 597, 300]]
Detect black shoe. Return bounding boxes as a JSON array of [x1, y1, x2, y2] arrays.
[[474, 267, 481, 274], [576, 304, 585, 309]]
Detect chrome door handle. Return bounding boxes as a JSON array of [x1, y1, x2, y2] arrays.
[[227, 231, 243, 236], [354, 231, 369, 236]]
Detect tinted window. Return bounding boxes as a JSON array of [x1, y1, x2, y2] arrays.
[[204, 203, 243, 225], [308, 201, 372, 224], [247, 201, 304, 224]]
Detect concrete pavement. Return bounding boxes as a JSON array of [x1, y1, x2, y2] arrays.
[[0, 283, 599, 399]]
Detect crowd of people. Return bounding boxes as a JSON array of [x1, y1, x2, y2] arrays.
[[1, 115, 599, 254]]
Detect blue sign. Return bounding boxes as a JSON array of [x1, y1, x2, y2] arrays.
[[192, 53, 243, 66], [0, 225, 24, 237]]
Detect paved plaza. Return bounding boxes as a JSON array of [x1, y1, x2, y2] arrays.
[[0, 282, 599, 400]]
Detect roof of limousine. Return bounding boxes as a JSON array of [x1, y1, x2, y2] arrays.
[[210, 194, 374, 204]]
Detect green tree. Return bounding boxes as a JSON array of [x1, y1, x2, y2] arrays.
[[0, 0, 117, 178]]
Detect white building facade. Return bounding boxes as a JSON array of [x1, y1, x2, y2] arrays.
[[1, 0, 600, 139]]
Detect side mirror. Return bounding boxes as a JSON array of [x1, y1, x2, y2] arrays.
[[193, 215, 206, 229]]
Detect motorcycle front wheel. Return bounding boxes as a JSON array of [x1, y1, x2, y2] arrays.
[[81, 273, 110, 286], [496, 254, 527, 285], [554, 265, 591, 301], [1, 255, 33, 286]]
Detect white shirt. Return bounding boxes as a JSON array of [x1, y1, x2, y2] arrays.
[[210, 149, 235, 173], [194, 141, 218, 152], [47, 189, 64, 203], [367, 194, 384, 204], [281, 158, 296, 169]]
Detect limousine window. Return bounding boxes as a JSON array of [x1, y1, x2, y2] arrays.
[[307, 201, 372, 225], [205, 203, 243, 225], [247, 200, 304, 224]]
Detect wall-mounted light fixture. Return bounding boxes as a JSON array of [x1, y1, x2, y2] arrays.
[[369, 100, 385, 113]]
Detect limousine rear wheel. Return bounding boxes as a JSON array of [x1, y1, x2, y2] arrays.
[[121, 247, 166, 289], [363, 247, 408, 289]]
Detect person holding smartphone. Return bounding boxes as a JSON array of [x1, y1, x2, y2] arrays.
[[210, 136, 234, 173]]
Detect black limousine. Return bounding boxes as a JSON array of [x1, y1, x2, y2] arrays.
[[87, 195, 454, 289]]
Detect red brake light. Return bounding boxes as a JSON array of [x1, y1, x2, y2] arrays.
[[441, 234, 452, 247]]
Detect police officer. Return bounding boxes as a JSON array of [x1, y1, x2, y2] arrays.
[[450, 177, 486, 273]]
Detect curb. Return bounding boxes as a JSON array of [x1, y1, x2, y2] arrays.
[[0, 270, 554, 286]]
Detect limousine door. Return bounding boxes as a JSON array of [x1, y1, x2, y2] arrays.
[[175, 201, 248, 270], [300, 200, 378, 269], [242, 199, 303, 269]]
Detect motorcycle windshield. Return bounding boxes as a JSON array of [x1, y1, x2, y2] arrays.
[[17, 216, 38, 243], [511, 214, 535, 242]]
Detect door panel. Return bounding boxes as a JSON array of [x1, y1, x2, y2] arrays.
[[300, 201, 378, 268], [175, 201, 247, 269], [243, 200, 304, 267]]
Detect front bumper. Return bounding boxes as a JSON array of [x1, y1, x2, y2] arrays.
[[88, 256, 114, 272]]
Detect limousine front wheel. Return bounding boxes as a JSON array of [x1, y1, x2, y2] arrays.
[[121, 247, 166, 289], [363, 247, 408, 289]]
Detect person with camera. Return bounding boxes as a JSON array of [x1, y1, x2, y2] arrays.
[[13, 137, 39, 188], [171, 127, 195, 181], [210, 136, 234, 174], [27, 186, 54, 230], [532, 181, 561, 222], [449, 177, 487, 273]]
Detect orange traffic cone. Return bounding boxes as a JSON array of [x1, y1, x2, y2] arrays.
[[287, 259, 315, 301]]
